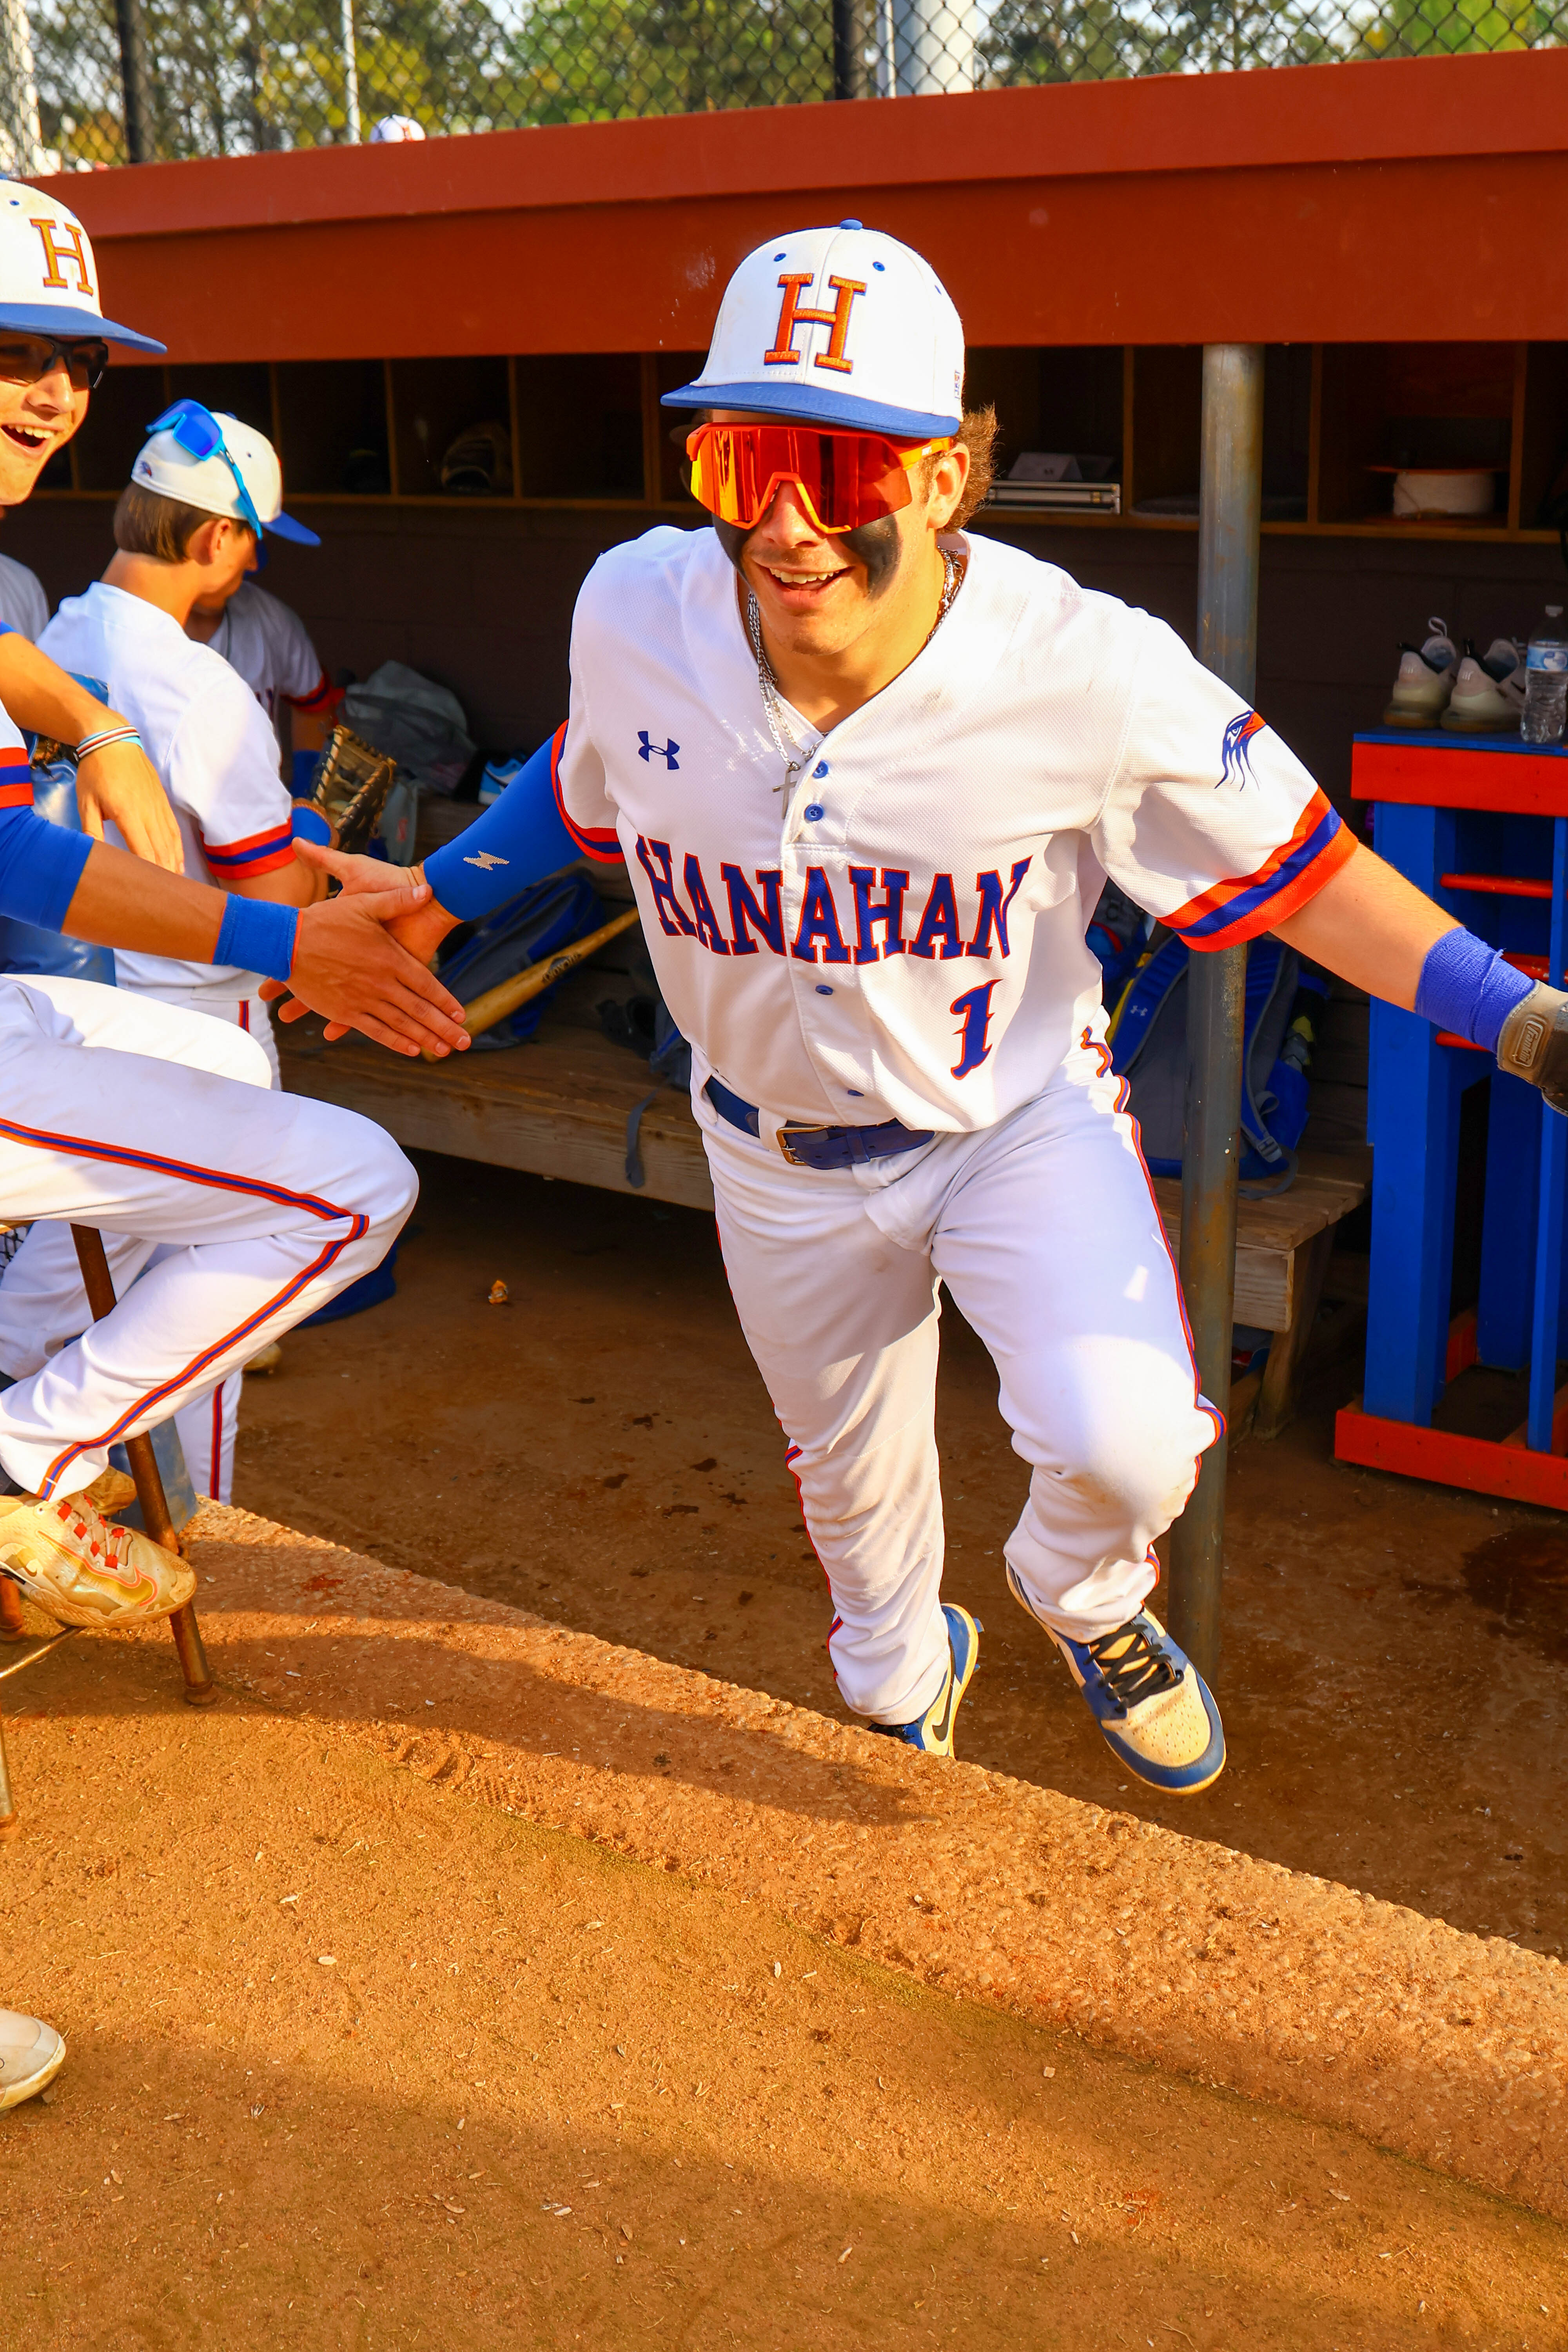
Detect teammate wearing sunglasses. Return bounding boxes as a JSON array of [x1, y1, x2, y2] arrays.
[[280, 220, 1553, 1795], [0, 182, 468, 1646]]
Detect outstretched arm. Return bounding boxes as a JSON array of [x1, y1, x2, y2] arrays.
[[1272, 840, 1454, 1006]]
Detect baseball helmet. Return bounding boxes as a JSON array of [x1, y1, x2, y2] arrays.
[[660, 220, 963, 440], [0, 181, 163, 354]]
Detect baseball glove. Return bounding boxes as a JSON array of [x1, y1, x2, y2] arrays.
[[295, 724, 399, 857], [1498, 982, 1568, 1112]]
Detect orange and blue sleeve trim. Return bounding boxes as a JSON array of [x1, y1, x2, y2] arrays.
[[1, 746, 34, 811], [1163, 791, 1355, 951], [549, 722, 621, 865], [285, 668, 340, 717], [203, 818, 297, 881]]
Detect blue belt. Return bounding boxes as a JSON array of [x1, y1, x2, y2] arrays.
[[705, 1077, 933, 1171]]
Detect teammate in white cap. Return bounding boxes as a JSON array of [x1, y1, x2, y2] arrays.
[[6, 408, 349, 1498], [0, 181, 469, 1635], [283, 220, 1559, 1795]]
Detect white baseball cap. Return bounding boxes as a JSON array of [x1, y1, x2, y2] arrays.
[[0, 181, 163, 354], [661, 220, 964, 439], [370, 116, 426, 142], [132, 403, 319, 545]]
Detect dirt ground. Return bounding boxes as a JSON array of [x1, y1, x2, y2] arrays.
[[1, 1616, 1563, 2352], [235, 1148, 1566, 1965]]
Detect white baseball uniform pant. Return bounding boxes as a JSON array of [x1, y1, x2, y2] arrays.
[[0, 978, 285, 1501], [0, 971, 415, 1502], [700, 1050, 1219, 1727]]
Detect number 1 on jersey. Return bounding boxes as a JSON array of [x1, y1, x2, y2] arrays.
[[949, 978, 1000, 1078]]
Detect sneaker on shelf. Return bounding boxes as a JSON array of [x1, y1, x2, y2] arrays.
[[0, 1491, 195, 1628], [1383, 616, 1459, 728], [1442, 637, 1527, 733], [0, 2010, 64, 2111], [865, 1603, 982, 1758]]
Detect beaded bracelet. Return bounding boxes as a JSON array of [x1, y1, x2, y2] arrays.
[[74, 723, 142, 760]]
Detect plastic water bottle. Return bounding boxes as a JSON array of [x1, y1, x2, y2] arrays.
[[1523, 606, 1568, 744]]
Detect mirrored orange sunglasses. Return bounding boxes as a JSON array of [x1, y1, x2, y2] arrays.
[[684, 421, 953, 535]]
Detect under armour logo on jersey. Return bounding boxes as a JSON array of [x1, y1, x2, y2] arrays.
[[764, 274, 866, 376], [1219, 709, 1266, 790], [638, 731, 680, 769], [463, 849, 510, 870]]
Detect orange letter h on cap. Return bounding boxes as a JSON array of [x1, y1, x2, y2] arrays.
[[764, 274, 867, 376], [31, 218, 94, 298]]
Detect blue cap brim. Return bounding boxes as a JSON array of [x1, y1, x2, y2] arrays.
[[265, 510, 319, 547], [0, 301, 165, 355], [660, 377, 957, 439]]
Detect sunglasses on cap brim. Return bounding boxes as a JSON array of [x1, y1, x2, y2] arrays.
[[683, 421, 953, 535], [146, 398, 319, 547]]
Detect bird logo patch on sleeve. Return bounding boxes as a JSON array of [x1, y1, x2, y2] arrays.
[[1219, 709, 1266, 790]]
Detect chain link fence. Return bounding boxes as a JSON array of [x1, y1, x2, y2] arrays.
[[0, 0, 1555, 174]]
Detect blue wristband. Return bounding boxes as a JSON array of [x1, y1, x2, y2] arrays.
[[214, 894, 298, 983], [291, 802, 332, 847], [1414, 926, 1535, 1052]]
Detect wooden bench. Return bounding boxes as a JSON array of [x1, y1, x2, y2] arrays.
[[278, 1009, 1367, 1443]]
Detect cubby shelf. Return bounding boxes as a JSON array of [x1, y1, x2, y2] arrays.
[[33, 341, 1568, 548]]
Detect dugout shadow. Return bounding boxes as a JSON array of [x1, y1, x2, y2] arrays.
[[39, 1604, 932, 1836]]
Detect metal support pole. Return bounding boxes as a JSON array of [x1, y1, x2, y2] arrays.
[[341, 0, 361, 143], [832, 0, 866, 98], [114, 0, 154, 163], [1166, 343, 1264, 1681]]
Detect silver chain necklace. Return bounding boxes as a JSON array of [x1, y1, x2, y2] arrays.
[[746, 548, 964, 795]]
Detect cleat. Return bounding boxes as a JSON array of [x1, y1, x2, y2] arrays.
[[866, 1603, 982, 1757], [1383, 616, 1458, 728], [0, 2010, 64, 2111], [0, 1492, 194, 1630], [244, 1341, 282, 1376]]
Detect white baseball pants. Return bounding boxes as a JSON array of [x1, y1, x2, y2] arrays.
[[0, 972, 414, 1501], [0, 979, 284, 1501], [700, 1048, 1219, 1728]]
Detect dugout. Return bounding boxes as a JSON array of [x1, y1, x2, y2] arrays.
[[13, 53, 1568, 1259]]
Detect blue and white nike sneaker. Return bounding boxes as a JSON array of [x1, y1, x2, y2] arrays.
[[866, 1603, 982, 1758], [1012, 1573, 1224, 1794]]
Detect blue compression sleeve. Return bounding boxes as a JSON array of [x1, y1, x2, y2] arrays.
[[423, 731, 579, 922], [0, 799, 92, 932], [1414, 926, 1535, 1051]]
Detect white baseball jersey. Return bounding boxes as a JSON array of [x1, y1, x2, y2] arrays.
[[556, 527, 1353, 1134], [0, 551, 47, 642], [40, 582, 298, 1000], [204, 582, 332, 744]]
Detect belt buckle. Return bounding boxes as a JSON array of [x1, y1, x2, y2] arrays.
[[777, 1121, 829, 1167]]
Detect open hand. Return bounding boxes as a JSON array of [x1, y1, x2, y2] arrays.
[[75, 739, 185, 873], [260, 877, 471, 1058], [292, 837, 463, 982]]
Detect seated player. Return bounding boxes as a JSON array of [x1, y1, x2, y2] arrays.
[[282, 224, 1568, 1798], [0, 520, 45, 641], [186, 574, 339, 787], [0, 179, 468, 1631]]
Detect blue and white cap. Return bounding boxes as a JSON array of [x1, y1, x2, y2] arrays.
[[661, 221, 964, 439], [0, 180, 163, 354], [132, 408, 319, 545]]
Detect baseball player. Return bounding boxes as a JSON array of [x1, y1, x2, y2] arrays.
[[286, 222, 1554, 1795], [6, 412, 346, 1498], [0, 180, 469, 1635], [186, 577, 338, 778]]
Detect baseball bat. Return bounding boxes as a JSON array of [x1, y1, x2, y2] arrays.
[[423, 904, 642, 1061]]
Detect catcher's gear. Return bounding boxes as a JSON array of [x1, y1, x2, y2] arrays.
[[1497, 981, 1568, 1112], [293, 724, 397, 857]]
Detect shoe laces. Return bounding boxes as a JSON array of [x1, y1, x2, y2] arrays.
[[49, 1497, 136, 1571], [1085, 1617, 1181, 1717]]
